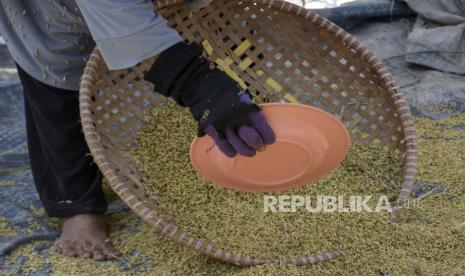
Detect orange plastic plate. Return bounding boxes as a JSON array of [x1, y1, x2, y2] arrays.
[[190, 103, 350, 192]]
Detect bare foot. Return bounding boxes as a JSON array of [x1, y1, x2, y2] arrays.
[[51, 213, 121, 261]]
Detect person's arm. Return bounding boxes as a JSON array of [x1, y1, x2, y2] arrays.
[[75, 0, 182, 70], [77, 0, 276, 158]]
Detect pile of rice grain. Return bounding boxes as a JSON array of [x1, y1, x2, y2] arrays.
[[134, 105, 403, 259], [0, 217, 16, 238], [3, 113, 465, 275]]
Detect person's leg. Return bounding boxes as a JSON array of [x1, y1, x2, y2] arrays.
[[22, 72, 106, 217], [18, 65, 120, 260]]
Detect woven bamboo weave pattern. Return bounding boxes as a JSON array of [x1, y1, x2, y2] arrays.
[[79, 0, 418, 266]]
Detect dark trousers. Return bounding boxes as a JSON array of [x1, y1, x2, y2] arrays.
[[17, 65, 107, 217]]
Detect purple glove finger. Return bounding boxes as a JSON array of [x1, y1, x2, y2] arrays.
[[225, 128, 256, 157], [205, 125, 237, 158], [238, 125, 264, 150], [239, 94, 276, 145], [249, 112, 276, 145], [239, 93, 254, 105]]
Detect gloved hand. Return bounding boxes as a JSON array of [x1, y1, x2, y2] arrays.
[[144, 42, 276, 158], [185, 0, 212, 11]]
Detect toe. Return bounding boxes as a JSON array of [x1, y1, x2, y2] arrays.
[[75, 244, 87, 258], [104, 252, 117, 260], [102, 240, 122, 258], [92, 248, 106, 261], [100, 242, 121, 260], [51, 242, 63, 254], [80, 242, 93, 259], [103, 248, 122, 260], [62, 241, 78, 257], [63, 249, 77, 257], [82, 250, 92, 259]]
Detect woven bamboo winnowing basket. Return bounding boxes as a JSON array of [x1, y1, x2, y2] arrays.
[[79, 0, 418, 266]]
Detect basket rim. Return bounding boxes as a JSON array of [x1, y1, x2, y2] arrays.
[[79, 0, 418, 266]]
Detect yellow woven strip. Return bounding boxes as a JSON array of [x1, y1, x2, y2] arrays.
[[256, 70, 288, 99], [284, 93, 300, 104], [215, 58, 247, 89], [201, 39, 246, 88], [203, 39, 284, 92], [265, 77, 283, 92], [202, 40, 214, 56], [238, 57, 254, 71], [224, 57, 234, 66], [233, 40, 252, 56]]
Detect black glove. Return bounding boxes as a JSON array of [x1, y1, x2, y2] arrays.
[[144, 42, 275, 157]]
